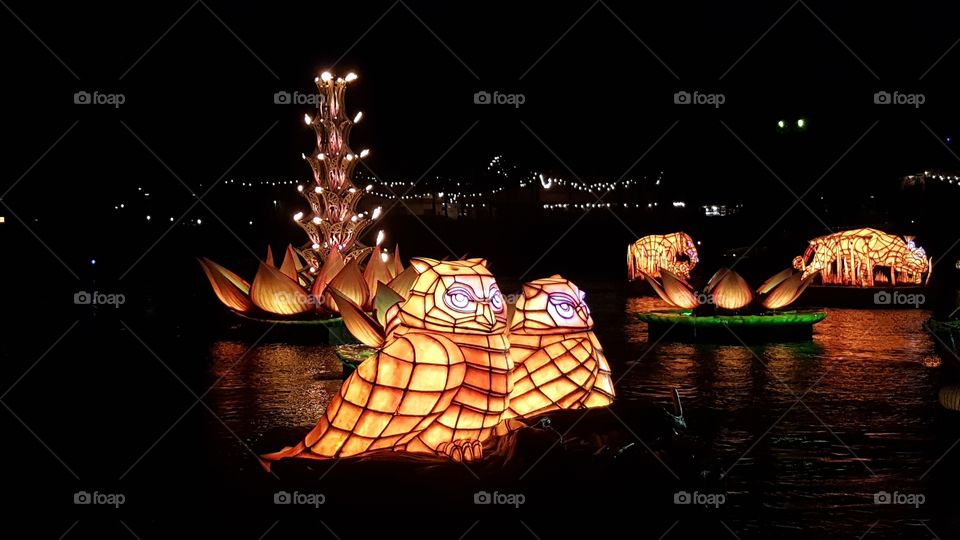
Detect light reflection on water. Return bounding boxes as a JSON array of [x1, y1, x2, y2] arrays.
[[206, 291, 952, 535]]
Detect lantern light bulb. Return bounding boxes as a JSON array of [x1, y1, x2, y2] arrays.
[[304, 114, 311, 125], [354, 111, 363, 123], [313, 216, 321, 224], [345, 72, 358, 82], [297, 185, 304, 192], [376, 230, 385, 245], [380, 252, 389, 263], [317, 153, 325, 160], [345, 153, 354, 161], [365, 184, 373, 191], [372, 206, 382, 219], [320, 71, 333, 82], [293, 212, 304, 221], [315, 186, 322, 193], [359, 149, 370, 158], [309, 266, 317, 273]]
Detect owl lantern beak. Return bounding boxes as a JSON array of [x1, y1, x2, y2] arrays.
[[478, 303, 496, 327]]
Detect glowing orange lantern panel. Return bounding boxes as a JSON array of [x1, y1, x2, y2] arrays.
[[262, 257, 511, 464], [793, 228, 931, 287], [628, 232, 699, 280], [504, 276, 615, 420]]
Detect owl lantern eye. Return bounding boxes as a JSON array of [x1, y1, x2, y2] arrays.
[[490, 287, 504, 312], [445, 286, 475, 312], [549, 293, 578, 320]]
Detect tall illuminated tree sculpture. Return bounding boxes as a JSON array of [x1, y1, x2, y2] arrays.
[[295, 70, 381, 271]]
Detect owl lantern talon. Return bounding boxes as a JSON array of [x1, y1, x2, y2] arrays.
[[437, 439, 483, 462]]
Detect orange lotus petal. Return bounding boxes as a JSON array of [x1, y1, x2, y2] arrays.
[[757, 268, 794, 294], [363, 249, 393, 304], [661, 269, 700, 309], [392, 245, 403, 277], [387, 265, 418, 299], [249, 262, 313, 315], [328, 287, 385, 349], [643, 274, 675, 306], [374, 283, 405, 327], [279, 244, 301, 281], [265, 244, 275, 267], [198, 258, 253, 313], [322, 260, 369, 313], [760, 272, 802, 309], [311, 247, 345, 299], [712, 269, 753, 310]]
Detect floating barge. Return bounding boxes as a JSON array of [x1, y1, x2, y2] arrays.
[[636, 309, 827, 343]]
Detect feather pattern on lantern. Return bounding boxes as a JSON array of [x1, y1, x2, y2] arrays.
[[262, 257, 512, 465], [503, 276, 614, 420]]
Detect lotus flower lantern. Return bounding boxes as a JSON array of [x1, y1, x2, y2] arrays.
[[644, 267, 819, 312], [200, 70, 400, 319]]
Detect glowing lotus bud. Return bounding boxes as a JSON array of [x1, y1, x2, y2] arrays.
[[372, 207, 382, 219], [313, 216, 321, 224], [376, 230, 385, 245], [710, 269, 753, 310], [354, 111, 363, 123], [345, 72, 358, 82], [297, 185, 304, 192], [320, 71, 333, 82], [304, 114, 311, 125], [345, 154, 354, 161], [312, 243, 320, 249], [317, 153, 325, 160], [315, 186, 322, 193], [380, 251, 389, 263], [365, 184, 373, 191], [309, 267, 317, 273], [359, 149, 370, 158], [293, 212, 304, 221]]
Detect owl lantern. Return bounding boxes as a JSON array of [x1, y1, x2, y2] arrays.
[[504, 276, 615, 420], [262, 257, 513, 464]]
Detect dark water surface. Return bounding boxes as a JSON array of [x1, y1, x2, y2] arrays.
[[198, 287, 960, 538]]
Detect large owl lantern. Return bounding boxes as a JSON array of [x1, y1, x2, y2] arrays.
[[262, 257, 513, 465]]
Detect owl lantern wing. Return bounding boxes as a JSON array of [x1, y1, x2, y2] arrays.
[[262, 331, 467, 462]]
